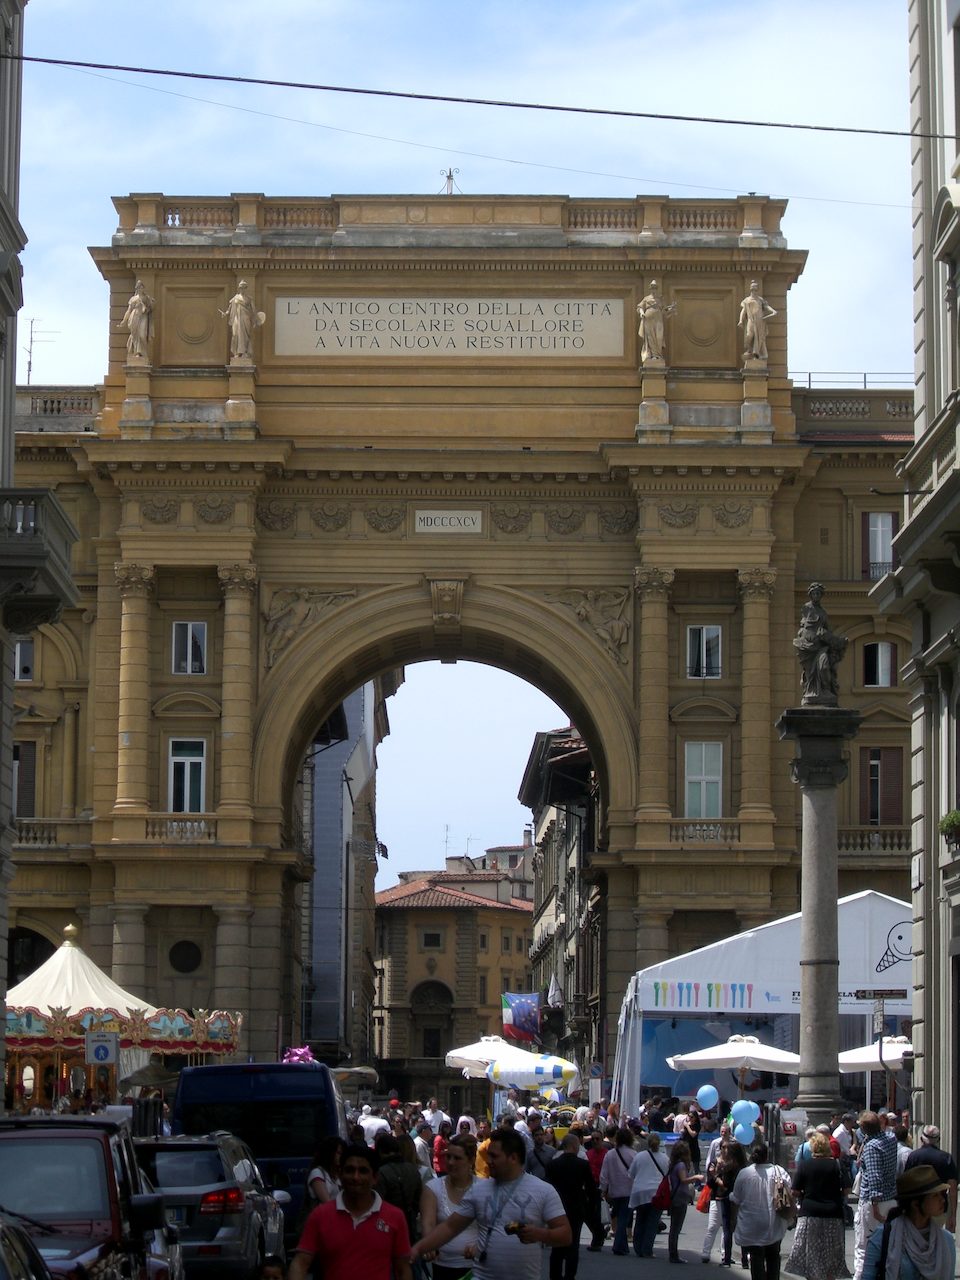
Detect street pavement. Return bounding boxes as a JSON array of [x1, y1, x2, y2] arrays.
[[539, 1208, 859, 1280]]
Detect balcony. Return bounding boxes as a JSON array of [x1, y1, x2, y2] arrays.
[[0, 489, 78, 629], [836, 826, 911, 854], [13, 818, 91, 850], [670, 820, 741, 844], [145, 814, 218, 842]]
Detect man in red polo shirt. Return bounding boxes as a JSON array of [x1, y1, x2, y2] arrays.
[[288, 1144, 411, 1280]]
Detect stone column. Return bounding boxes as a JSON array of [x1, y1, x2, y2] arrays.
[[112, 905, 147, 994], [738, 568, 777, 817], [217, 563, 258, 816], [777, 707, 861, 1125], [634, 568, 675, 814], [114, 563, 154, 811], [60, 701, 79, 818], [215, 906, 252, 1055], [633, 908, 671, 971]]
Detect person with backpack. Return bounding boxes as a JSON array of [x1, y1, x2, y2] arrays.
[[375, 1132, 423, 1247], [629, 1131, 670, 1257]]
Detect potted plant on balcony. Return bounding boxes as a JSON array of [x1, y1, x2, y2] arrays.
[[938, 810, 960, 851]]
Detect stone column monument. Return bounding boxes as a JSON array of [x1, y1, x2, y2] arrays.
[[776, 583, 861, 1125]]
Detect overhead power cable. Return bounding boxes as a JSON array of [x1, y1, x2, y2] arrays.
[[5, 52, 948, 141]]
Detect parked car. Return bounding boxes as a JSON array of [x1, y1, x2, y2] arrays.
[[0, 1116, 167, 1280], [134, 1132, 288, 1279], [0, 1213, 56, 1280], [139, 1169, 186, 1280]]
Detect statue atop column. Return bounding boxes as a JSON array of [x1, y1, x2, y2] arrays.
[[793, 582, 847, 706], [738, 280, 776, 361], [636, 279, 676, 364], [220, 280, 265, 362], [120, 280, 154, 361]]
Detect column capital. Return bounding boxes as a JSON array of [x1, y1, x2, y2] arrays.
[[218, 562, 258, 596], [213, 905, 254, 922], [634, 566, 675, 599], [114, 562, 155, 597], [738, 566, 777, 601]]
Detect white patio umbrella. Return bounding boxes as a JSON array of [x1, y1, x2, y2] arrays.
[[838, 1036, 913, 1073], [445, 1035, 514, 1077], [666, 1034, 801, 1096]]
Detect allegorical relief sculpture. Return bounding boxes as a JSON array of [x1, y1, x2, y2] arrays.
[[636, 279, 676, 363], [220, 280, 265, 362], [120, 280, 154, 360], [263, 587, 356, 668], [738, 280, 777, 362], [793, 582, 847, 706]]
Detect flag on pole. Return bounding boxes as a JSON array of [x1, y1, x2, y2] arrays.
[[502, 991, 541, 1042]]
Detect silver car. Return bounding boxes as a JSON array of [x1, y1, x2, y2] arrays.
[[135, 1133, 288, 1280]]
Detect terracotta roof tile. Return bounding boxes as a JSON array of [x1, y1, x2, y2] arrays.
[[376, 878, 532, 912]]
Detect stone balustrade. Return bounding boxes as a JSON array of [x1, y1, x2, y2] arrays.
[[669, 820, 742, 843], [144, 814, 218, 842]]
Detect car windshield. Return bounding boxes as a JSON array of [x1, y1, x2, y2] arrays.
[[139, 1148, 225, 1188], [0, 1139, 110, 1219]]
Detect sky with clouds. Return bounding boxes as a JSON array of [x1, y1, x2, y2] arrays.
[[16, 1, 913, 883]]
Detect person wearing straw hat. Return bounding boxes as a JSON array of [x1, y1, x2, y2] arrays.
[[862, 1166, 956, 1280], [903, 1127, 958, 1234]]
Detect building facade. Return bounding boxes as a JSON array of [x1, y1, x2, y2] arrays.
[[374, 868, 533, 1111], [521, 727, 602, 1073], [6, 189, 913, 1072], [872, 0, 960, 1143], [0, 1, 78, 1100]]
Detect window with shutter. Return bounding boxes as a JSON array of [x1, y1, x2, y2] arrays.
[[859, 746, 903, 824]]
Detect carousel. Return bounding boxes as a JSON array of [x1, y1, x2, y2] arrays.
[[4, 924, 242, 1112]]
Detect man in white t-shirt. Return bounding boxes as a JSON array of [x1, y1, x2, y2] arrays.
[[359, 1104, 391, 1147], [421, 1097, 451, 1134], [833, 1113, 855, 1156], [411, 1129, 571, 1280]]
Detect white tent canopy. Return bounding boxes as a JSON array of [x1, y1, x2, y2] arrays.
[[613, 891, 911, 1115], [6, 927, 158, 1017]]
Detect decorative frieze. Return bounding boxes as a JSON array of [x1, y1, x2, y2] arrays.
[[196, 495, 235, 524], [714, 502, 753, 529], [491, 503, 532, 533], [256, 501, 295, 532], [141, 497, 179, 524], [311, 502, 350, 531], [658, 502, 698, 528], [545, 503, 585, 534], [599, 503, 638, 535], [365, 504, 405, 533]]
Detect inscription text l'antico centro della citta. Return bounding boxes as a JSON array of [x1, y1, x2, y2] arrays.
[[273, 296, 624, 357]]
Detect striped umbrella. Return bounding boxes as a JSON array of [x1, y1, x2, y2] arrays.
[[485, 1045, 580, 1091]]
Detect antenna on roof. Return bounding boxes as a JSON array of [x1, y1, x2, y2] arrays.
[[439, 167, 461, 195], [22, 317, 58, 385]]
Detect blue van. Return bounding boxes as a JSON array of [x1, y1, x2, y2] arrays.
[[171, 1062, 349, 1245]]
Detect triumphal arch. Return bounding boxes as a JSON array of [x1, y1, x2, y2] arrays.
[[10, 192, 911, 1063]]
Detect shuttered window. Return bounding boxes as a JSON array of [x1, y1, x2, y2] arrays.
[[861, 512, 900, 580], [13, 741, 36, 817], [859, 746, 903, 825]]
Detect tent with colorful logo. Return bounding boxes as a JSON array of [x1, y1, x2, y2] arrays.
[[612, 891, 912, 1116]]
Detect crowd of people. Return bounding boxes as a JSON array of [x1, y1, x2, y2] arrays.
[[281, 1093, 958, 1280]]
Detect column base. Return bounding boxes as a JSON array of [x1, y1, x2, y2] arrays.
[[792, 1084, 841, 1128]]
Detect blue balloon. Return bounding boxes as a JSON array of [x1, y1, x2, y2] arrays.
[[734, 1122, 754, 1144], [697, 1085, 719, 1110], [731, 1099, 753, 1123], [747, 1101, 762, 1123]]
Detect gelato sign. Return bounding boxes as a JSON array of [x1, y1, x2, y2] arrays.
[[274, 296, 624, 357]]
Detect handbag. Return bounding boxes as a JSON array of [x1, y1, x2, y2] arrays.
[[696, 1183, 712, 1213], [649, 1151, 672, 1211], [652, 1175, 672, 1211], [772, 1167, 797, 1225]]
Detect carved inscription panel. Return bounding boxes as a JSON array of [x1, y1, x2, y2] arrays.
[[274, 296, 625, 358]]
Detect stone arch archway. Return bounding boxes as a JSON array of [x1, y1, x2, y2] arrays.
[[253, 580, 638, 851]]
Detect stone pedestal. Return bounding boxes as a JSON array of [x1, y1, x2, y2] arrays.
[[225, 363, 259, 439], [120, 360, 154, 438], [776, 706, 862, 1125], [741, 361, 772, 440], [637, 361, 671, 441]]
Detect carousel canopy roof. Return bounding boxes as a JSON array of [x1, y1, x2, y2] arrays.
[[6, 925, 158, 1017]]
